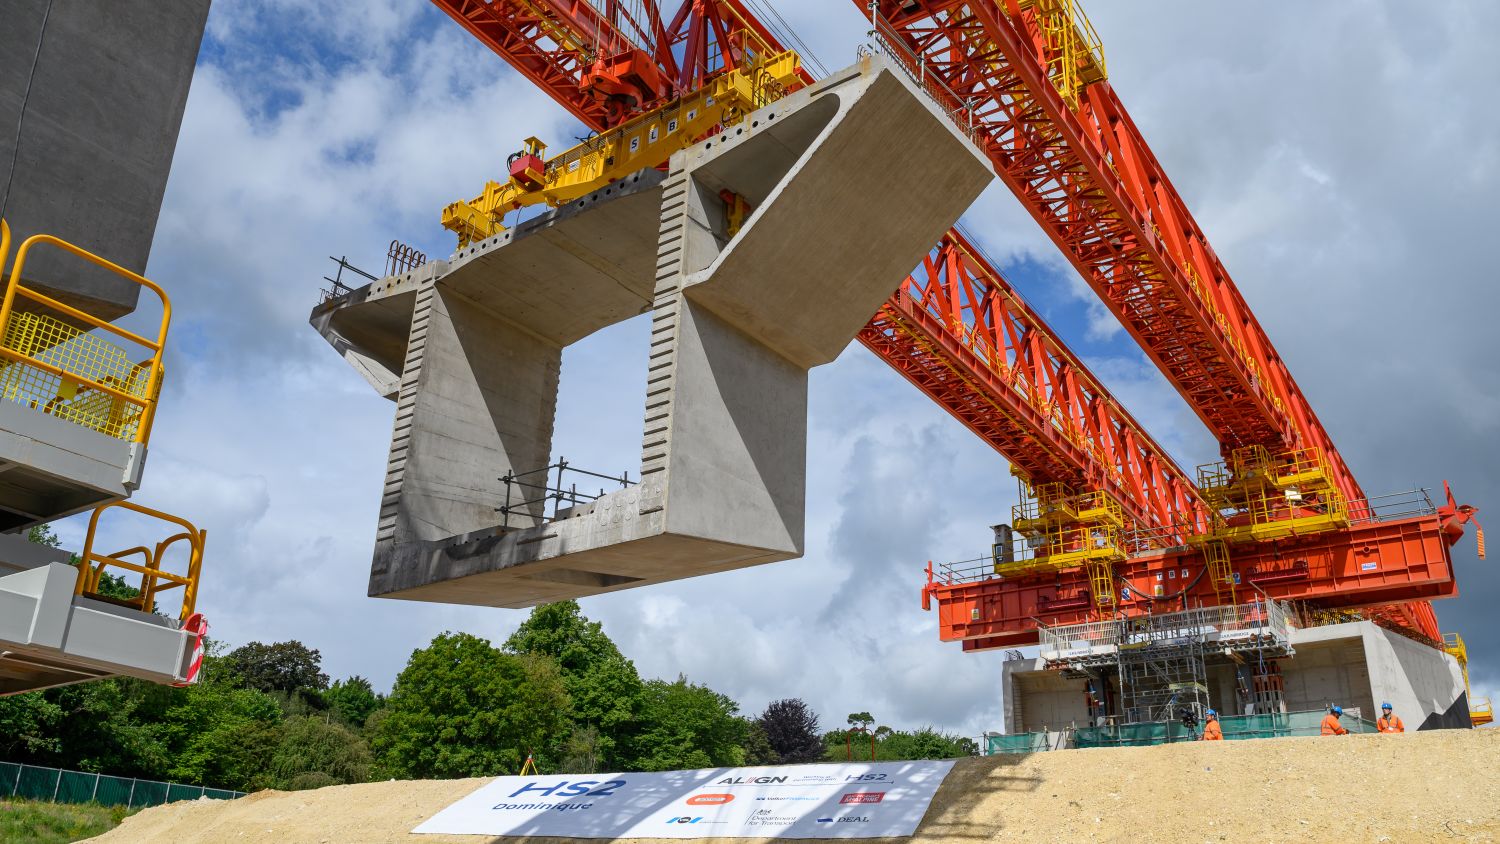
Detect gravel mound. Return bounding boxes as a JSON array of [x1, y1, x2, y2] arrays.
[[89, 728, 1499, 843]]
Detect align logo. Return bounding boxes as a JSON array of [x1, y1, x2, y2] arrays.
[[686, 794, 735, 806], [840, 792, 885, 804]]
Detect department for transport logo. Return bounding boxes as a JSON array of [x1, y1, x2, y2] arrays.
[[840, 792, 885, 804], [685, 793, 735, 806]]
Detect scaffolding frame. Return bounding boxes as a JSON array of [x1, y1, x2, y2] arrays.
[[1037, 593, 1294, 732]]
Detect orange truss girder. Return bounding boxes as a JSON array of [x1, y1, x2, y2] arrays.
[[860, 230, 1206, 539], [863, 1, 1365, 510]]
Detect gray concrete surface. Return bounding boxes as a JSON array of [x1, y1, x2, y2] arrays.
[[0, 530, 71, 576], [1002, 620, 1469, 734], [0, 0, 209, 320], [0, 400, 143, 531], [315, 55, 992, 607], [0, 562, 194, 694]]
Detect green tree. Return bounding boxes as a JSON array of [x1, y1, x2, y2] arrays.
[[504, 601, 644, 770], [877, 727, 977, 760], [0, 692, 62, 759], [159, 677, 284, 789], [267, 716, 372, 789], [225, 641, 330, 695], [756, 698, 823, 764], [741, 721, 778, 766], [325, 676, 381, 729], [373, 632, 571, 779], [630, 676, 747, 771], [26, 523, 60, 548]]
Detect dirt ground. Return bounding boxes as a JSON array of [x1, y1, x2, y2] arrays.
[[89, 728, 1499, 844]]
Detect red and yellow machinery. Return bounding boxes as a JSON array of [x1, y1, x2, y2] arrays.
[[426, 1, 1481, 662]]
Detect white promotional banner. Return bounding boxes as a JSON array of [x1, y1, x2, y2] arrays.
[[413, 760, 956, 838]]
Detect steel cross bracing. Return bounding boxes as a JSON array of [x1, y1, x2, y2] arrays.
[[859, 229, 1206, 540], [861, 0, 1366, 511], [431, 0, 812, 128], [428, 0, 1460, 642], [430, 0, 1202, 541]]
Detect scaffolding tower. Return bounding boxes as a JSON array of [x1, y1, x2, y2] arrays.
[[1037, 594, 1294, 731]]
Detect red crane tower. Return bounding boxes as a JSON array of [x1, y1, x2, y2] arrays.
[[425, 1, 1480, 653]]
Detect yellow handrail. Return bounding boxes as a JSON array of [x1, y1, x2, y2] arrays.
[[74, 500, 206, 623], [0, 229, 172, 444], [0, 219, 10, 279]]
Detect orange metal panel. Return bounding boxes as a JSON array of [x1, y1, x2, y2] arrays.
[[928, 515, 1456, 646]]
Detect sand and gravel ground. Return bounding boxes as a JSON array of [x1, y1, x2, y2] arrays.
[[89, 728, 1499, 844]]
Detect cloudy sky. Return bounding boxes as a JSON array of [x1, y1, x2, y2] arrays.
[[55, 1, 1497, 737]]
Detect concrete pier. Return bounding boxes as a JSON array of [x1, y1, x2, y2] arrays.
[[1002, 620, 1471, 736], [313, 55, 992, 607]]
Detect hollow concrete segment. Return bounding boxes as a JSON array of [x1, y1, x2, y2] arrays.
[[335, 55, 991, 607]]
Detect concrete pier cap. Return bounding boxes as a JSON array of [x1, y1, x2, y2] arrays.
[[314, 54, 993, 608]]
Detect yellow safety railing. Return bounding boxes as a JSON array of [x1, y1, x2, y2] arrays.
[[0, 225, 171, 444], [74, 500, 206, 623]]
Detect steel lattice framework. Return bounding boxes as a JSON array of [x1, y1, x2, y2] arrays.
[[859, 229, 1205, 540], [427, 0, 1464, 642]]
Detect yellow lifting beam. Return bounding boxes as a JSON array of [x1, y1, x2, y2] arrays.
[[442, 50, 802, 248]]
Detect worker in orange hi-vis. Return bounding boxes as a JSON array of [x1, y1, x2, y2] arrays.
[[1376, 702, 1405, 733], [1201, 709, 1223, 741], [1321, 705, 1350, 735]]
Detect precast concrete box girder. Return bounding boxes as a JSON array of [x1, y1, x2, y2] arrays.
[[311, 56, 993, 607]]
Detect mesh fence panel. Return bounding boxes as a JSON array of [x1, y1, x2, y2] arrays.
[[129, 779, 169, 809], [15, 766, 60, 801], [0, 762, 244, 808], [55, 770, 98, 803], [0, 762, 18, 797], [94, 775, 136, 806], [1073, 710, 1383, 746], [986, 732, 1051, 754], [167, 783, 206, 803]]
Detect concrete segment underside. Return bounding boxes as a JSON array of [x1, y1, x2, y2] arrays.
[[0, 0, 208, 320], [313, 56, 992, 607]]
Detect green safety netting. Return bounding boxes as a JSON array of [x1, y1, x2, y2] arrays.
[[0, 761, 243, 808], [1072, 710, 1378, 747], [986, 732, 1051, 754]]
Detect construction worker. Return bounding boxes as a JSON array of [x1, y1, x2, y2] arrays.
[[1201, 709, 1223, 741], [1321, 705, 1349, 735], [1376, 702, 1405, 733]]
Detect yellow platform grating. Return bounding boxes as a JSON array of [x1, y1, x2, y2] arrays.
[[0, 312, 150, 440]]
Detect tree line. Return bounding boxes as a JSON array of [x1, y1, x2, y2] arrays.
[[0, 600, 975, 792]]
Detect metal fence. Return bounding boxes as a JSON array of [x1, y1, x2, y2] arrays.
[[1071, 710, 1379, 748], [0, 761, 244, 809]]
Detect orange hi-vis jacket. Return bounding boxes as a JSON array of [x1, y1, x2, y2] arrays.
[[1377, 715, 1405, 733], [1321, 714, 1349, 735], [1202, 719, 1223, 741]]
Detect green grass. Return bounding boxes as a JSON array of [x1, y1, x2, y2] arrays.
[[0, 798, 134, 843]]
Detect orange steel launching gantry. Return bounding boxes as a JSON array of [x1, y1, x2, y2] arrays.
[[427, 1, 1480, 648]]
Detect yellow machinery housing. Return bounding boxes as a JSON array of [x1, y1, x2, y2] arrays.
[[1195, 445, 1350, 545], [1001, 478, 1125, 608], [442, 49, 801, 248]]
